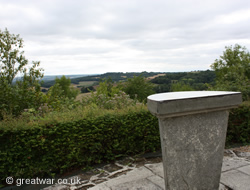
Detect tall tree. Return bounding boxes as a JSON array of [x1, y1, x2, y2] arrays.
[[171, 82, 194, 92], [47, 75, 79, 102], [122, 75, 155, 103], [0, 28, 44, 117], [211, 44, 250, 101]]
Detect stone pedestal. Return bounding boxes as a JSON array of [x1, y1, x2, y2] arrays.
[[147, 91, 242, 190]]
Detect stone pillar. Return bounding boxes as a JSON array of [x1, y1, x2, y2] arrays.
[[147, 91, 242, 190]]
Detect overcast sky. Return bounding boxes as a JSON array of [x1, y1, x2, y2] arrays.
[[1, 0, 250, 75]]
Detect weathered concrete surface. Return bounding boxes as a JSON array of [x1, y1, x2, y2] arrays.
[[147, 91, 242, 190], [159, 110, 229, 190], [147, 91, 242, 118]]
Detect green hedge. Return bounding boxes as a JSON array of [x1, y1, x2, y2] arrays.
[[0, 109, 160, 185], [0, 103, 249, 186], [226, 102, 250, 145]]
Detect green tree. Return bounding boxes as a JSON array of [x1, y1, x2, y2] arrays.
[[54, 75, 79, 99], [122, 75, 155, 103], [81, 86, 95, 93], [83, 78, 129, 109], [96, 78, 121, 97], [171, 82, 194, 92], [0, 28, 44, 117], [211, 44, 250, 101], [46, 76, 79, 109]]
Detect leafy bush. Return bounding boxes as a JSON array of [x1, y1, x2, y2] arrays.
[[226, 102, 250, 145], [0, 106, 160, 186], [45, 76, 80, 111], [96, 78, 121, 97], [82, 78, 139, 110], [171, 81, 194, 91], [121, 75, 155, 103], [83, 91, 138, 110], [81, 86, 95, 93]]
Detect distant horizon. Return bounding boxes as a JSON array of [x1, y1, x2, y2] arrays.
[[43, 69, 213, 76], [14, 70, 214, 81]]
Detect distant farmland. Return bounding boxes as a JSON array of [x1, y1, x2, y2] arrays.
[[78, 81, 97, 87]]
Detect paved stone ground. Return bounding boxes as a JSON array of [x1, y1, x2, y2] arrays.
[[42, 147, 250, 190], [3, 147, 250, 190], [42, 152, 163, 190]]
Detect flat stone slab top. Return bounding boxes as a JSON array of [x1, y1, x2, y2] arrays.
[[147, 91, 242, 117]]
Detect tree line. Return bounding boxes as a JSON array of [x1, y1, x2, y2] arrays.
[[41, 71, 163, 88], [151, 70, 216, 93]]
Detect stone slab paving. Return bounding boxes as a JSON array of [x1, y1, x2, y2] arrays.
[[89, 157, 250, 190], [41, 155, 163, 190], [41, 149, 250, 190], [3, 149, 250, 190], [220, 154, 250, 190]]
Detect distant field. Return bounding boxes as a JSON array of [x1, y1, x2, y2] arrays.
[[147, 74, 166, 80], [76, 92, 92, 101], [78, 81, 97, 87]]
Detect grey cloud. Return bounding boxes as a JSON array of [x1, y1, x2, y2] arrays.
[[1, 0, 250, 74]]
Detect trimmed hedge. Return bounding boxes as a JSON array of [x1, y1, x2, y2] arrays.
[[0, 109, 159, 185], [226, 102, 250, 145], [0, 103, 249, 186]]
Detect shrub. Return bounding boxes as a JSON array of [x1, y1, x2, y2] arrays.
[[81, 86, 95, 93], [45, 76, 80, 111], [171, 81, 194, 91], [82, 78, 139, 110], [226, 102, 250, 145], [121, 75, 155, 103], [83, 91, 138, 110], [0, 106, 160, 186]]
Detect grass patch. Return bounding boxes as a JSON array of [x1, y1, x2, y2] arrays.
[[0, 104, 147, 130]]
